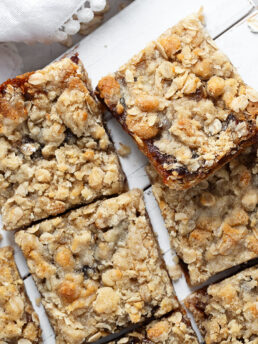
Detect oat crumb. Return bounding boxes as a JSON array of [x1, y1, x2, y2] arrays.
[[118, 143, 131, 157], [173, 255, 179, 264], [247, 14, 258, 33], [168, 264, 182, 281], [35, 297, 41, 307]]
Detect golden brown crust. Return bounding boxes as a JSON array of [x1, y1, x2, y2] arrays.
[[96, 13, 257, 190], [247, 101, 258, 116], [185, 266, 258, 344], [0, 57, 125, 230], [15, 190, 178, 344], [0, 72, 33, 96], [147, 146, 258, 285], [0, 246, 41, 343], [97, 75, 122, 110]]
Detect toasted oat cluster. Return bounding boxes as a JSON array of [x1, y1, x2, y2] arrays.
[[0, 246, 41, 343], [185, 266, 258, 343], [147, 146, 258, 285], [0, 57, 125, 231], [112, 309, 198, 344], [15, 189, 178, 344], [97, 12, 258, 190]]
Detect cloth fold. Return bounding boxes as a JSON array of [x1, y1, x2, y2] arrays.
[[0, 0, 85, 43]]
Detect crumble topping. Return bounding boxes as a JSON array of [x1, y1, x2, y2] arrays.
[[147, 146, 258, 285], [15, 190, 178, 344], [113, 309, 198, 344], [0, 57, 125, 230], [97, 12, 257, 190], [0, 246, 41, 343], [185, 266, 258, 343]]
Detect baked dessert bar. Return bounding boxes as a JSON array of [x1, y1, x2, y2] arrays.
[[112, 309, 198, 344], [0, 57, 125, 231], [185, 266, 258, 344], [147, 146, 258, 285], [0, 246, 41, 343], [15, 189, 178, 344], [97, 12, 258, 190]]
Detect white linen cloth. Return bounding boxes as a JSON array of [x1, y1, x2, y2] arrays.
[[0, 0, 108, 83], [0, 43, 23, 83], [0, 0, 86, 43]]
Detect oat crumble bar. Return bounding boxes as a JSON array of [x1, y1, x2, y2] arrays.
[[185, 266, 258, 344], [0, 246, 41, 343], [0, 57, 125, 231], [97, 12, 258, 190], [15, 189, 178, 344], [147, 146, 258, 285], [112, 309, 198, 344]]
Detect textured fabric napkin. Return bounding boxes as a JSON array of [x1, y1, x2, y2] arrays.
[[0, 43, 23, 83], [0, 0, 85, 43]]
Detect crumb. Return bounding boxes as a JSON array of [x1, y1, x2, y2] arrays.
[[118, 143, 131, 157], [247, 14, 258, 33], [168, 264, 183, 281], [35, 297, 41, 307], [173, 255, 179, 264], [197, 6, 205, 24]]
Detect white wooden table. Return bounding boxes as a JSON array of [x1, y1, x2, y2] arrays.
[[0, 1, 257, 342]]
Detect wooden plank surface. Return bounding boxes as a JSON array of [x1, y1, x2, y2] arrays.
[[0, 3, 257, 343]]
